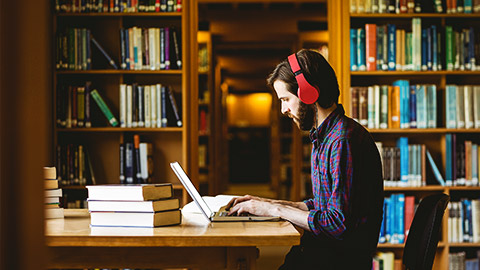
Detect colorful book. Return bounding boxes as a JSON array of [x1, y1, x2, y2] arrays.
[[91, 35, 118, 69], [90, 89, 119, 127]]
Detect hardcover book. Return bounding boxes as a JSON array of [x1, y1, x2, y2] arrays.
[[86, 183, 173, 201], [90, 209, 181, 227]]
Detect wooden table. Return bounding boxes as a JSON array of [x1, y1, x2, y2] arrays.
[[46, 209, 301, 270]]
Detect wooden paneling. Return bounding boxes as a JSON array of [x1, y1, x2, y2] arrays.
[[0, 0, 51, 269]]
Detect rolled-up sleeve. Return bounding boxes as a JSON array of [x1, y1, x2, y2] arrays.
[[307, 139, 353, 240]]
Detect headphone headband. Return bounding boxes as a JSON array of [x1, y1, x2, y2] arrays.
[[287, 53, 319, 104]]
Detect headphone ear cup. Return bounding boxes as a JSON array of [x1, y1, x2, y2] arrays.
[[295, 73, 319, 104]]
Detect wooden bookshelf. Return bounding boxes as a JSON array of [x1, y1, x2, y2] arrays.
[[197, 31, 215, 195], [342, 0, 480, 269], [53, 1, 197, 208]]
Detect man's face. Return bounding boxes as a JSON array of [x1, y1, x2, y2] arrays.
[[273, 80, 315, 131]]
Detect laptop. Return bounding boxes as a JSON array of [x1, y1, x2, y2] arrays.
[[170, 162, 281, 222]]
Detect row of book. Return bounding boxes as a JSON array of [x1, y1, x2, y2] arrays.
[[119, 83, 182, 128], [351, 21, 479, 71], [350, 0, 480, 14], [56, 82, 182, 128], [379, 193, 415, 244], [445, 85, 480, 129], [449, 251, 480, 270], [56, 144, 96, 187], [119, 135, 153, 184], [55, 0, 182, 13], [55, 26, 182, 71], [445, 134, 479, 186], [350, 82, 438, 129], [448, 199, 480, 243], [87, 183, 181, 227], [119, 27, 181, 70], [379, 138, 445, 187], [44, 167, 64, 219]]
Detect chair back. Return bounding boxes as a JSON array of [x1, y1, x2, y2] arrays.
[[402, 193, 449, 270]]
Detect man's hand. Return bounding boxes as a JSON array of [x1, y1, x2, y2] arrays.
[[228, 196, 277, 217]]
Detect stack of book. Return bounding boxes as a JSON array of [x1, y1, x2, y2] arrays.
[[44, 167, 64, 219], [86, 183, 181, 227]]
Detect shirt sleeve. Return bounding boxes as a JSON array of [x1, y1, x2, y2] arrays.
[[307, 139, 354, 240], [303, 199, 314, 210]]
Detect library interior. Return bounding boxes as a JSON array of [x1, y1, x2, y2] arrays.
[[1, 0, 480, 269]]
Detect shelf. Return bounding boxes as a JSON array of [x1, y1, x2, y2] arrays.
[[447, 186, 480, 191], [56, 12, 182, 17], [350, 13, 480, 18], [57, 127, 183, 132], [351, 71, 480, 76], [368, 128, 480, 134], [56, 70, 183, 75], [377, 242, 446, 248], [385, 186, 446, 191], [448, 243, 480, 248]]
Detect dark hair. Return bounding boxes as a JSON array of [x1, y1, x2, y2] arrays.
[[267, 49, 340, 109]]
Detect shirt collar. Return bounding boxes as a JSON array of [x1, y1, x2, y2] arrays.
[[309, 104, 345, 146]]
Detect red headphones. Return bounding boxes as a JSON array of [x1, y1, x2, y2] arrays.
[[287, 53, 319, 104]]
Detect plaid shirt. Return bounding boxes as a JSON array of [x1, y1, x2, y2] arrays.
[[304, 104, 384, 244]]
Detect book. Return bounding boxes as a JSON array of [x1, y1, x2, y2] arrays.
[[86, 183, 173, 201], [87, 198, 179, 212], [45, 188, 63, 197], [45, 208, 64, 219], [91, 35, 118, 69], [90, 89, 119, 127], [426, 149, 446, 186], [90, 209, 181, 227], [45, 179, 59, 190], [44, 167, 57, 180]]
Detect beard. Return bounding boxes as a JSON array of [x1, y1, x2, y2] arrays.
[[290, 102, 315, 131]]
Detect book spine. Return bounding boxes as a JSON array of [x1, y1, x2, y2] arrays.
[[350, 87, 359, 122], [91, 35, 118, 69], [380, 85, 388, 128], [446, 26, 454, 71], [357, 28, 366, 71], [120, 28, 127, 69], [119, 142, 125, 184], [120, 84, 127, 128], [366, 24, 377, 71], [125, 142, 134, 183], [90, 89, 119, 127], [144, 85, 151, 128], [139, 142, 149, 182], [427, 84, 437, 128], [160, 28, 165, 69], [167, 86, 182, 127], [156, 84, 162, 127], [350, 29, 358, 71], [72, 86, 77, 127], [137, 85, 145, 127], [150, 85, 157, 128], [172, 27, 181, 69], [165, 27, 170, 70], [416, 85, 427, 128], [368, 86, 375, 129], [132, 83, 138, 127], [161, 85, 168, 127], [409, 84, 416, 128], [387, 24, 396, 71], [77, 86, 85, 127], [133, 135, 142, 183]]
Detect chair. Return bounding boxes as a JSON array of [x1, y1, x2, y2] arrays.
[[402, 193, 450, 270]]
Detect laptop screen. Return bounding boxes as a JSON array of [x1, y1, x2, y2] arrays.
[[170, 162, 213, 220]]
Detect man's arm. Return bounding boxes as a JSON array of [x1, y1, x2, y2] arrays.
[[227, 195, 311, 231]]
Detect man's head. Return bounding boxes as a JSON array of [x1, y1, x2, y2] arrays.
[[267, 49, 340, 130]]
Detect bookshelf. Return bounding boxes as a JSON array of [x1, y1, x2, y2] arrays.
[[53, 1, 196, 208], [342, 0, 480, 269], [197, 30, 215, 195]]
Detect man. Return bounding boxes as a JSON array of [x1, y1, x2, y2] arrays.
[[227, 49, 384, 269]]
